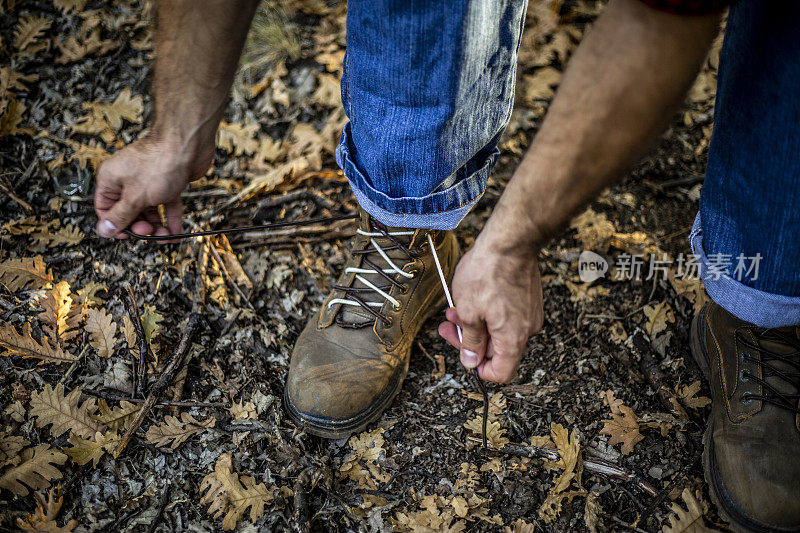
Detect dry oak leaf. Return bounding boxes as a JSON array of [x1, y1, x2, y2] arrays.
[[644, 301, 675, 339], [65, 430, 119, 467], [13, 15, 52, 55], [570, 208, 616, 252], [0, 99, 27, 136], [565, 280, 610, 302], [600, 404, 644, 455], [145, 412, 215, 449], [228, 399, 257, 421], [539, 423, 584, 523], [83, 88, 143, 131], [200, 452, 277, 530], [56, 28, 117, 65], [92, 400, 140, 432], [141, 304, 163, 345], [217, 121, 260, 156], [0, 67, 38, 100], [600, 390, 624, 415], [29, 383, 102, 439], [85, 307, 117, 358], [339, 427, 390, 489], [676, 381, 711, 410], [0, 433, 29, 468], [68, 140, 109, 170], [16, 486, 78, 533], [0, 323, 77, 365], [311, 73, 341, 107], [464, 417, 509, 450], [53, 0, 88, 12], [662, 488, 721, 533], [522, 66, 561, 104], [0, 445, 67, 497], [37, 281, 74, 346], [669, 271, 710, 313], [5, 400, 26, 423], [0, 256, 53, 290], [503, 518, 536, 533]]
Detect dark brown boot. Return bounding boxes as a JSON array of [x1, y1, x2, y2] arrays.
[[284, 210, 459, 438], [691, 302, 800, 532]]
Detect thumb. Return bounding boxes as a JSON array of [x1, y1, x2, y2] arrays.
[[458, 312, 488, 370], [96, 197, 141, 238]]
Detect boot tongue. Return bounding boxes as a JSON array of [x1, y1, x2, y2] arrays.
[[337, 217, 416, 326]]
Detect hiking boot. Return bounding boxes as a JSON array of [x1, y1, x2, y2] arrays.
[[690, 302, 800, 532], [284, 209, 459, 438]]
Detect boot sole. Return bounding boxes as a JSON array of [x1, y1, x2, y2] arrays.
[[690, 307, 800, 533]]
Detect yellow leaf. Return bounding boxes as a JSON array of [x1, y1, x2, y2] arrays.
[[52, 0, 88, 13], [0, 67, 37, 100], [141, 305, 163, 345], [311, 73, 341, 107], [0, 99, 26, 136], [0, 445, 66, 497], [93, 400, 139, 432], [65, 430, 119, 467], [37, 281, 74, 345], [228, 399, 257, 421], [84, 307, 117, 358], [16, 485, 78, 532], [676, 381, 711, 410]]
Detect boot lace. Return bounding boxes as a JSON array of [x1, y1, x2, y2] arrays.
[[327, 221, 417, 326], [737, 328, 800, 415]]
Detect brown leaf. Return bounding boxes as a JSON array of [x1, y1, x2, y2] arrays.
[[0, 323, 77, 365], [0, 445, 67, 497], [200, 453, 276, 530], [0, 67, 37, 100], [145, 412, 215, 450], [0, 433, 29, 468], [84, 307, 117, 358], [644, 301, 675, 338], [13, 15, 51, 55], [0, 256, 53, 290], [37, 281, 74, 346], [217, 122, 260, 156], [92, 400, 139, 432], [0, 99, 27, 136], [521, 67, 561, 104], [65, 430, 119, 467], [676, 381, 711, 410], [52, 0, 88, 12], [600, 404, 644, 455], [29, 383, 102, 439]]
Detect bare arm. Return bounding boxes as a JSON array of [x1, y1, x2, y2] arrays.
[[95, 0, 259, 238], [487, 0, 721, 250], [444, 0, 722, 382]]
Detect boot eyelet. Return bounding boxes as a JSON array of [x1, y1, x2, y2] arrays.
[[408, 269, 419, 278], [383, 317, 393, 327], [741, 392, 753, 404], [393, 302, 401, 311], [740, 369, 750, 382], [400, 285, 409, 294]]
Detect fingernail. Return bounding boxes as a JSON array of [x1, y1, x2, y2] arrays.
[[98, 220, 116, 238], [461, 349, 479, 368]]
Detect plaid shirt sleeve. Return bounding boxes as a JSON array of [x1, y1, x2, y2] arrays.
[[638, 0, 731, 15]]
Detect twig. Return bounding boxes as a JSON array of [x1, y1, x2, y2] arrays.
[[0, 179, 32, 212], [120, 283, 153, 397], [81, 389, 226, 408], [206, 235, 256, 313], [634, 454, 698, 528], [498, 444, 658, 497], [112, 313, 204, 458], [292, 469, 312, 533]]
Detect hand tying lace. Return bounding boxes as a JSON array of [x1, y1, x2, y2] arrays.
[[738, 328, 800, 414], [328, 222, 416, 326]]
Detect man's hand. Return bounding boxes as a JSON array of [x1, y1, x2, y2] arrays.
[[94, 137, 214, 238], [439, 224, 544, 383]]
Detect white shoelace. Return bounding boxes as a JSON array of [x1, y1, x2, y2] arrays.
[[328, 228, 416, 311]]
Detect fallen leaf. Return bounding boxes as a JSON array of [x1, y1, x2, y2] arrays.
[[676, 381, 711, 410], [145, 412, 215, 450], [29, 383, 102, 439], [0, 445, 67, 497], [644, 301, 675, 339], [84, 307, 117, 358], [13, 15, 51, 56], [65, 430, 119, 467], [0, 256, 53, 290], [570, 208, 616, 251], [600, 404, 644, 455], [0, 323, 77, 365], [16, 486, 78, 532], [522, 67, 561, 103], [662, 488, 721, 533]]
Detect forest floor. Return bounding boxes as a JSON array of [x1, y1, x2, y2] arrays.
[[0, 1, 728, 531]]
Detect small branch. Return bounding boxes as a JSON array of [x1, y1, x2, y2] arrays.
[[498, 444, 657, 497], [0, 179, 32, 212], [112, 313, 204, 458], [120, 283, 153, 397], [81, 389, 225, 408]]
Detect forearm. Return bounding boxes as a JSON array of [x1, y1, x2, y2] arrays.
[[150, 0, 259, 149], [488, 0, 720, 250]]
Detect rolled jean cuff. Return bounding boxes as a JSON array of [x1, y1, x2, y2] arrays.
[[690, 213, 800, 328], [336, 125, 494, 230]]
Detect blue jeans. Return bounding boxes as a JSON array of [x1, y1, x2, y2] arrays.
[[339, 0, 800, 327], [690, 0, 800, 327]]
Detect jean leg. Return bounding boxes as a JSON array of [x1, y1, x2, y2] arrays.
[[691, 0, 800, 327], [338, 0, 528, 229]]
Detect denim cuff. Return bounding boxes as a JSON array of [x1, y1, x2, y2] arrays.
[[690, 213, 800, 327], [336, 124, 494, 230]]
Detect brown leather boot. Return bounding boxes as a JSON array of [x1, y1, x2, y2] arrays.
[[284, 210, 459, 438], [691, 302, 800, 532]]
